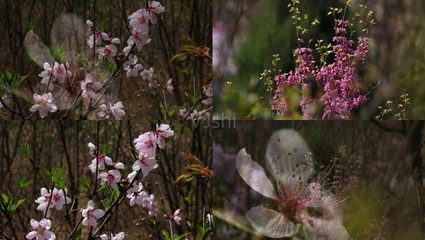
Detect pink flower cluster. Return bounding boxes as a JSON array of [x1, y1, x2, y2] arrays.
[[26, 123, 174, 238], [132, 123, 174, 176], [122, 1, 164, 79], [127, 1, 164, 51], [39, 62, 72, 88], [88, 142, 125, 189], [98, 101, 126, 120], [125, 123, 174, 216], [86, 20, 121, 62], [28, 188, 70, 239], [35, 187, 71, 218], [272, 19, 369, 119]]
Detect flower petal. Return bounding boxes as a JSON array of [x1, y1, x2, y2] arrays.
[[265, 129, 313, 191], [235, 148, 276, 200], [246, 206, 298, 238]]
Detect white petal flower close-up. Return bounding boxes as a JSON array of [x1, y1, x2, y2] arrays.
[[236, 129, 349, 239]]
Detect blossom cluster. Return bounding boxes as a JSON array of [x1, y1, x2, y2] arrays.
[[125, 123, 174, 217], [29, 1, 166, 119], [272, 19, 369, 119], [88, 142, 125, 189], [27, 187, 71, 239]]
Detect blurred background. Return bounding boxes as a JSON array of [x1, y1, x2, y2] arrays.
[[214, 121, 425, 239], [213, 0, 425, 119]]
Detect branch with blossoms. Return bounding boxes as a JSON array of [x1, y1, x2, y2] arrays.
[[262, 0, 375, 120], [0, 121, 212, 239], [0, 1, 212, 120]]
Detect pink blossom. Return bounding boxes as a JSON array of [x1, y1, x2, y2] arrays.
[[126, 170, 138, 183], [82, 200, 105, 227], [132, 152, 158, 177], [172, 209, 182, 225], [99, 170, 122, 189], [35, 187, 71, 217], [123, 55, 143, 78], [166, 78, 174, 93], [147, 1, 165, 24], [30, 93, 57, 118], [272, 19, 369, 119], [128, 9, 149, 32], [26, 218, 55, 240], [133, 131, 157, 157], [143, 194, 157, 216], [235, 130, 348, 239], [35, 188, 53, 216], [126, 182, 148, 206], [155, 123, 174, 148], [86, 20, 110, 48], [127, 29, 151, 52], [98, 101, 126, 120], [88, 142, 113, 173], [109, 162, 125, 171], [97, 44, 118, 62], [100, 232, 125, 240], [81, 74, 102, 99], [39, 62, 55, 90], [140, 67, 155, 82], [141, 67, 159, 88], [52, 62, 72, 83]]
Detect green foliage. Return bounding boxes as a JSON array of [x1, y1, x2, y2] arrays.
[[21, 144, 32, 157], [101, 188, 120, 209], [16, 176, 31, 190], [79, 176, 91, 195], [0, 70, 27, 95], [161, 229, 188, 240], [197, 223, 212, 239], [375, 93, 410, 120], [0, 193, 26, 215], [52, 167, 65, 189], [39, 166, 66, 189], [100, 143, 112, 156], [259, 54, 282, 93], [51, 44, 67, 63]]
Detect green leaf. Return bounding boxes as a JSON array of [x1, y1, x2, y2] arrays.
[[21, 144, 31, 157], [79, 177, 91, 194], [100, 143, 112, 156], [161, 230, 172, 240], [1, 193, 11, 207], [10, 198, 26, 214], [52, 167, 65, 189], [39, 165, 52, 180], [184, 194, 194, 205], [16, 176, 31, 189]]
